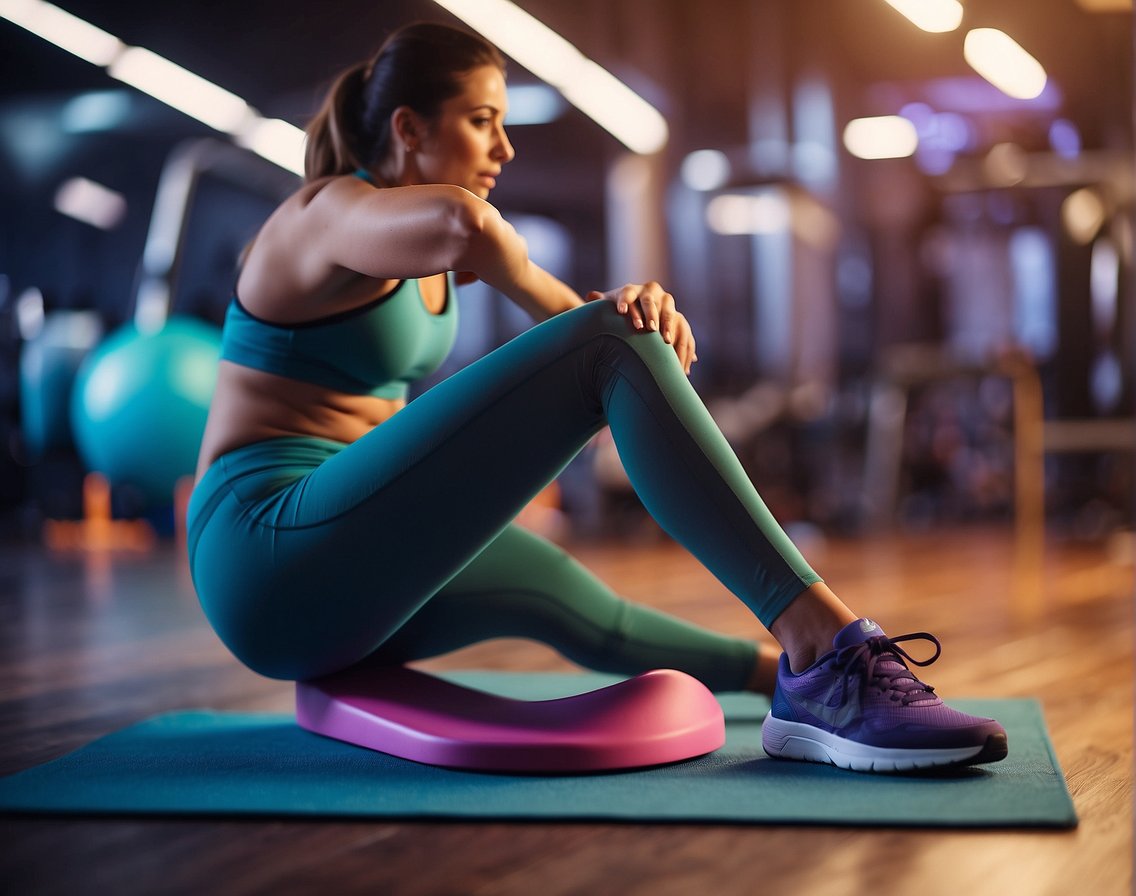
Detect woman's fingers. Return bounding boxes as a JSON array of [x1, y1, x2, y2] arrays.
[[592, 283, 697, 372], [638, 281, 673, 337], [618, 284, 643, 328], [673, 315, 696, 375], [656, 288, 678, 343], [635, 285, 657, 332], [594, 282, 667, 333]]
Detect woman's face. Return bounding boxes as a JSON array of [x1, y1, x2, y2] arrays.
[[410, 65, 515, 199]]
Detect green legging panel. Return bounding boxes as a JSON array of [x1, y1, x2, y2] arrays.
[[365, 523, 759, 691], [187, 300, 820, 681]]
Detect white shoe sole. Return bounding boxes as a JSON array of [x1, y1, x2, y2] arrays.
[[761, 712, 1001, 772]]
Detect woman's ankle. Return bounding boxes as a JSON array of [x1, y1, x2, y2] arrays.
[[769, 582, 858, 674]]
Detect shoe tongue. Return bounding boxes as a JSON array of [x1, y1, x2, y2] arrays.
[[833, 618, 888, 649]]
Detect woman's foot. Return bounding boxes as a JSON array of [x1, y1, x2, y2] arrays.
[[761, 618, 1008, 772]]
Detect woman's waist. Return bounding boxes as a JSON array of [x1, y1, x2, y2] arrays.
[[197, 363, 405, 472]]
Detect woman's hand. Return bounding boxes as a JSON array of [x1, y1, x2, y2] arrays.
[[586, 282, 698, 375]]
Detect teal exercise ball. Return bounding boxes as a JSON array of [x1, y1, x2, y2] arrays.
[[71, 316, 220, 505], [19, 310, 104, 459]]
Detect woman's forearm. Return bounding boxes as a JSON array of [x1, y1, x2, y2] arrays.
[[456, 198, 584, 320], [509, 261, 584, 321]]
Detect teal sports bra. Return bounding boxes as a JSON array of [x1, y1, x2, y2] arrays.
[[220, 169, 459, 401], [220, 274, 458, 402]]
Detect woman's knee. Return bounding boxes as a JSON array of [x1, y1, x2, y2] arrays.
[[565, 299, 673, 364], [573, 298, 635, 337]]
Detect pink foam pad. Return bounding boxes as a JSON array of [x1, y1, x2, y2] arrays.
[[295, 666, 725, 772]]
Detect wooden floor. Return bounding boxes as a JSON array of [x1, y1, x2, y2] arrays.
[[0, 524, 1132, 895]]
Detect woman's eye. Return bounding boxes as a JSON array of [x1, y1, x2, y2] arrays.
[[472, 117, 491, 127]]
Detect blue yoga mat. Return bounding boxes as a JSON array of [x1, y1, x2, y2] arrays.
[[0, 672, 1076, 828]]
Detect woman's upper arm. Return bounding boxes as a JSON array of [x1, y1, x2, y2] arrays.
[[261, 177, 578, 319], [301, 180, 487, 281]]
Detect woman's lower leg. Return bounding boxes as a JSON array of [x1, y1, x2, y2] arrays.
[[769, 582, 859, 673]]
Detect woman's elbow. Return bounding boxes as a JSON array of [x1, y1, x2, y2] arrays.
[[444, 188, 494, 240], [445, 190, 514, 271]]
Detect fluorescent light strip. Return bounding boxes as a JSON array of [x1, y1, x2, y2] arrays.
[[0, 0, 122, 64], [236, 117, 306, 174], [964, 28, 1048, 100], [108, 46, 252, 134], [882, 0, 964, 33], [433, 0, 668, 154], [1, 0, 304, 174], [842, 115, 918, 160]]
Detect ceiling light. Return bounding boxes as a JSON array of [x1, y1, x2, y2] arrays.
[[706, 192, 790, 235], [236, 118, 305, 175], [842, 115, 918, 160], [882, 0, 964, 33], [54, 176, 127, 229], [558, 57, 668, 155], [4, 0, 663, 170], [109, 46, 252, 134], [0, 0, 122, 64], [433, 0, 668, 154], [681, 149, 731, 191], [1062, 187, 1106, 245], [2, 1, 303, 173], [963, 29, 1047, 100]]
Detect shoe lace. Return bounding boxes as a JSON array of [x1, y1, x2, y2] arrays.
[[835, 632, 942, 706]]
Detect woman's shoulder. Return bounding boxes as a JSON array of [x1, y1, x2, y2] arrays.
[[283, 173, 366, 217], [237, 175, 399, 317], [252, 174, 369, 253]]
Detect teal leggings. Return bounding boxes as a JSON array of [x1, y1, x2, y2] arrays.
[[187, 300, 821, 687]]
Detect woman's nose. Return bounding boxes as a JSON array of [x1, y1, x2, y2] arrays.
[[494, 125, 515, 163]]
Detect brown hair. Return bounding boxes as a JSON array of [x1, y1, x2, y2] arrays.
[[304, 22, 506, 182]]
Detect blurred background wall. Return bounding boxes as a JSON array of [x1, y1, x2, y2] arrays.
[[0, 0, 1132, 544]]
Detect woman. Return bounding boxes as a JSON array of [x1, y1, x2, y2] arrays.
[[188, 22, 1006, 772]]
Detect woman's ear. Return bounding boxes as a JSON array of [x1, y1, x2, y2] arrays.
[[390, 106, 424, 152]]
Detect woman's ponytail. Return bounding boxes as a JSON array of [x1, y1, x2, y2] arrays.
[[303, 62, 370, 181]]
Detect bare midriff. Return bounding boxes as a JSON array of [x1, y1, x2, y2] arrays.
[[194, 363, 406, 481], [194, 176, 452, 482]]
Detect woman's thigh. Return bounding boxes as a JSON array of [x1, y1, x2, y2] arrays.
[[190, 302, 633, 678]]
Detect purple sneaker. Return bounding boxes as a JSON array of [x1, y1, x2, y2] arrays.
[[762, 618, 1008, 772]]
